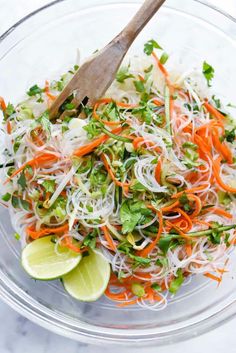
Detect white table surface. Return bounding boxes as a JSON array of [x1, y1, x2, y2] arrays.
[[0, 0, 236, 352]]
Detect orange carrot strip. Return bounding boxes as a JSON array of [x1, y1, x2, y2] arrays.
[[165, 221, 191, 240], [73, 127, 122, 157], [174, 207, 193, 230], [139, 211, 163, 257], [185, 243, 192, 257], [101, 225, 117, 251], [206, 207, 233, 219], [204, 101, 226, 121], [101, 153, 130, 187], [204, 272, 221, 283], [152, 51, 168, 77], [161, 200, 179, 212], [172, 184, 209, 198], [132, 136, 161, 153], [61, 236, 82, 253], [153, 98, 164, 106], [26, 223, 69, 239], [187, 194, 202, 218], [212, 156, 236, 193], [0, 96, 6, 111], [212, 127, 233, 164], [4, 153, 57, 184], [44, 80, 56, 101], [6, 121, 11, 134], [154, 157, 162, 184]]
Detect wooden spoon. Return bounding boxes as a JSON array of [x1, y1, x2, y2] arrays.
[[49, 0, 166, 119]]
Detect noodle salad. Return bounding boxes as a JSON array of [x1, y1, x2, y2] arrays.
[[0, 39, 236, 310]]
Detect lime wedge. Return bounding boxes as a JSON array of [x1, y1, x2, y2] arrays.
[[22, 236, 82, 280], [62, 250, 110, 301]]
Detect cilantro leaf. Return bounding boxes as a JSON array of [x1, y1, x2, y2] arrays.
[[160, 52, 169, 65], [179, 193, 191, 212], [202, 61, 215, 87], [83, 229, 97, 249], [116, 66, 134, 83], [5, 103, 15, 117], [210, 229, 221, 244], [120, 200, 151, 234], [17, 171, 27, 190], [144, 39, 162, 55], [1, 192, 11, 202], [129, 254, 151, 265], [20, 199, 31, 211], [182, 142, 198, 150], [212, 95, 221, 109], [169, 269, 184, 294], [224, 129, 235, 143], [37, 112, 51, 135], [42, 180, 56, 193], [158, 235, 174, 254], [83, 119, 102, 139], [27, 84, 43, 96], [133, 80, 145, 92]]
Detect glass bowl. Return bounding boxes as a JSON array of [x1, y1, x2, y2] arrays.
[[0, 0, 236, 346]]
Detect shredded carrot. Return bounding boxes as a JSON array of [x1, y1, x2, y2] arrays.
[[172, 184, 209, 198], [26, 223, 69, 239], [73, 127, 122, 157], [212, 156, 236, 193], [0, 96, 6, 111], [139, 211, 163, 257], [6, 121, 11, 134], [212, 127, 233, 164], [165, 221, 191, 240], [101, 153, 130, 187], [154, 157, 162, 184], [44, 80, 56, 101], [152, 51, 168, 78], [161, 200, 179, 212], [204, 101, 226, 121], [205, 207, 233, 219], [204, 272, 221, 283], [174, 208, 193, 231], [153, 98, 164, 106], [4, 153, 58, 184], [61, 235, 82, 253], [187, 194, 202, 218], [101, 225, 117, 251], [185, 243, 192, 257], [132, 136, 162, 153]]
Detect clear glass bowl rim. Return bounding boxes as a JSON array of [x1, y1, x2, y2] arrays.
[[0, 0, 236, 346]]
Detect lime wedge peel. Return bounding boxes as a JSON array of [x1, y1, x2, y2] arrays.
[[21, 236, 82, 280], [62, 250, 111, 302]]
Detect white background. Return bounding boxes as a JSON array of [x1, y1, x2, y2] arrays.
[[0, 1, 236, 352]]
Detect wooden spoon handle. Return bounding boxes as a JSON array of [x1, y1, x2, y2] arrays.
[[117, 0, 166, 47]]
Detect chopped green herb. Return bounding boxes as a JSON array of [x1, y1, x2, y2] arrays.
[[134, 80, 145, 93], [179, 193, 191, 212], [144, 39, 162, 55], [224, 129, 235, 143], [169, 269, 184, 294], [131, 283, 145, 297], [14, 233, 20, 241], [160, 52, 169, 65], [27, 84, 43, 96], [1, 192, 11, 202], [17, 171, 27, 191], [42, 180, 56, 193], [202, 61, 215, 87], [5, 103, 15, 117], [116, 66, 134, 83]]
